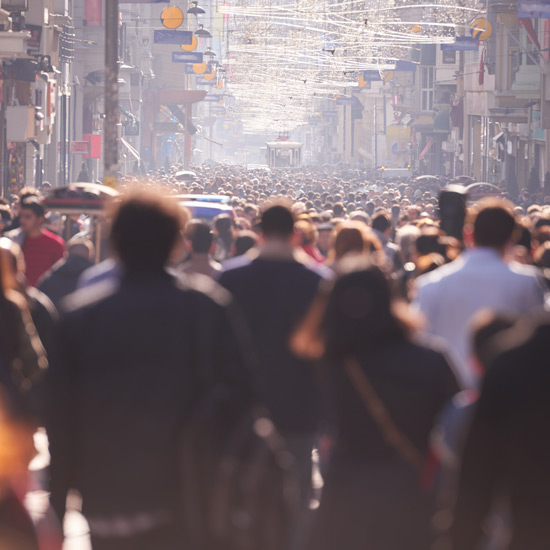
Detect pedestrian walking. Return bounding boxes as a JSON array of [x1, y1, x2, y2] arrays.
[[293, 258, 459, 550], [46, 191, 254, 550]]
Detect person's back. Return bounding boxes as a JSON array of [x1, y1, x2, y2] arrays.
[[38, 239, 94, 309], [451, 318, 550, 550], [414, 199, 545, 387], [218, 206, 325, 433], [218, 205, 326, 549], [47, 192, 253, 550]]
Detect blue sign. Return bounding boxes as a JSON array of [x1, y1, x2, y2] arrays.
[[362, 70, 382, 81], [172, 51, 204, 63], [154, 30, 193, 45], [441, 36, 479, 51], [517, 0, 550, 17], [196, 76, 216, 85], [394, 60, 417, 72]]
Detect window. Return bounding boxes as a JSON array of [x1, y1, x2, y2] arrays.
[[442, 50, 456, 64], [421, 67, 434, 111]]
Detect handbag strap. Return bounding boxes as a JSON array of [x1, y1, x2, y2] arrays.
[[344, 357, 424, 472]]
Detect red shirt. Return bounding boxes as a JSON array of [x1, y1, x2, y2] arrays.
[[22, 229, 66, 286]]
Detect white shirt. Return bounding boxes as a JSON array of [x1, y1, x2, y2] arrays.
[[413, 248, 546, 388]]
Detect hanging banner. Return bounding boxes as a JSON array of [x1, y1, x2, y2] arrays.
[[517, 0, 550, 17], [154, 30, 193, 45], [84, 0, 102, 26], [172, 51, 204, 63]]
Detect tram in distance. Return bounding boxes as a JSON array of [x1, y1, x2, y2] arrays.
[[266, 139, 303, 168]]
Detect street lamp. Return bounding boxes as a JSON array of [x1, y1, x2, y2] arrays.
[[187, 2, 206, 16], [195, 25, 212, 39]]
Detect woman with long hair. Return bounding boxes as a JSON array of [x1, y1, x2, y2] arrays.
[[325, 221, 383, 267], [292, 257, 459, 550], [0, 247, 48, 550]]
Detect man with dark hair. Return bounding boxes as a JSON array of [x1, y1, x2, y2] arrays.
[[6, 197, 65, 287], [46, 191, 253, 550], [180, 219, 222, 278], [371, 210, 398, 265], [413, 198, 545, 388], [218, 203, 329, 548]]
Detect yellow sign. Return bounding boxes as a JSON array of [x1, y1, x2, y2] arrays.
[[181, 35, 198, 52], [204, 71, 216, 81], [103, 176, 117, 189], [161, 6, 184, 30], [358, 74, 367, 88], [409, 24, 423, 34], [192, 62, 207, 75], [381, 70, 394, 83], [470, 18, 492, 41]]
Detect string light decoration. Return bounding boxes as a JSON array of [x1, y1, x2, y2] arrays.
[[220, 0, 480, 133]]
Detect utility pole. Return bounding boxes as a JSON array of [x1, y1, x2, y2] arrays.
[[104, 0, 119, 188]]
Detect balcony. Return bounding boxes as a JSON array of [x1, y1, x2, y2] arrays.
[[0, 30, 30, 58]]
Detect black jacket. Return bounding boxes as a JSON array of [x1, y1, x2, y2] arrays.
[[451, 319, 550, 550], [38, 255, 94, 310], [46, 270, 254, 520], [219, 251, 326, 434]]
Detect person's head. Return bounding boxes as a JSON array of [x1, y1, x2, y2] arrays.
[[233, 230, 258, 256], [317, 223, 333, 255], [0, 205, 12, 233], [534, 241, 550, 268], [327, 221, 382, 264], [19, 197, 45, 236], [0, 237, 25, 281], [292, 258, 415, 360], [110, 190, 189, 272], [260, 204, 295, 241], [470, 311, 517, 374], [295, 219, 318, 248], [184, 219, 214, 255], [396, 224, 421, 263], [371, 210, 392, 235], [45, 211, 65, 236], [67, 238, 95, 262], [465, 198, 518, 252]]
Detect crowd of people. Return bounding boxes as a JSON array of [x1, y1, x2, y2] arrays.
[[0, 164, 549, 550]]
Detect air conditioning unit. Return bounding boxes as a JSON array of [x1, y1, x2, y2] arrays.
[[0, 30, 29, 57], [6, 105, 35, 141]]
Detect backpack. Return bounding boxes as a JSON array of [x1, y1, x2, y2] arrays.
[[180, 400, 299, 550], [179, 281, 300, 550]]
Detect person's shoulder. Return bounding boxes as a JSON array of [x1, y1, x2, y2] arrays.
[[507, 261, 542, 282], [61, 278, 120, 316], [415, 258, 463, 290], [26, 286, 58, 320], [220, 254, 253, 275], [174, 271, 232, 309], [42, 229, 65, 248]]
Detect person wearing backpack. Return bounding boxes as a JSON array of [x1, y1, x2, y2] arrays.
[[292, 258, 459, 550]]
